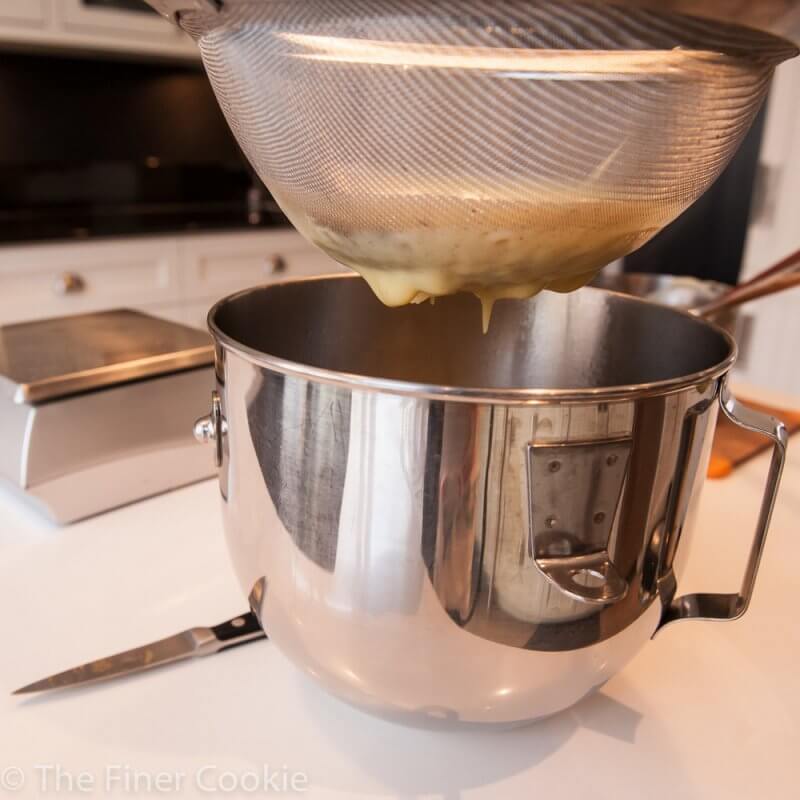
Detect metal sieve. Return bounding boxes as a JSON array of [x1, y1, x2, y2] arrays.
[[149, 1, 798, 307]]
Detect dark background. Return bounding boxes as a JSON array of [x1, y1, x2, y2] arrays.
[[0, 51, 286, 242], [625, 103, 768, 286]]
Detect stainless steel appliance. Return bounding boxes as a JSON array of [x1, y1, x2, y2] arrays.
[[193, 275, 786, 726], [592, 249, 800, 336], [591, 273, 741, 335], [0, 310, 216, 524], [138, 0, 796, 726]]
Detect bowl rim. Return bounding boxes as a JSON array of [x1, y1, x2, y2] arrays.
[[207, 273, 737, 405]]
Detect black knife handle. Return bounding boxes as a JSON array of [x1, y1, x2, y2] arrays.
[[211, 612, 266, 652]]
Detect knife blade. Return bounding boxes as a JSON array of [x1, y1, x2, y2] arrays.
[[13, 611, 265, 695]]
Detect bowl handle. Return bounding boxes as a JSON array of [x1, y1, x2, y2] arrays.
[[193, 390, 227, 468], [657, 383, 787, 631]]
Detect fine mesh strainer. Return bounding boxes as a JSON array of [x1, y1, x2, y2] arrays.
[[149, 0, 798, 311]]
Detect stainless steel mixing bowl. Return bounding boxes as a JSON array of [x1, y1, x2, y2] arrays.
[[196, 276, 786, 727], [591, 272, 740, 335]]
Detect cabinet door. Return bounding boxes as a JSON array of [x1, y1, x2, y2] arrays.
[[59, 0, 179, 39], [0, 238, 181, 326], [178, 230, 347, 303], [53, 0, 197, 58], [287, 246, 349, 278], [137, 300, 213, 331], [181, 301, 215, 331], [0, 0, 49, 27]]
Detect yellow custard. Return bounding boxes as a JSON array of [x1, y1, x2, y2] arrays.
[[278, 191, 672, 329]]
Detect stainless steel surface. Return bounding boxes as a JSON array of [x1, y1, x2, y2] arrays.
[[13, 613, 264, 695], [590, 272, 740, 335], [659, 384, 788, 628], [0, 307, 217, 523], [198, 275, 786, 726], [193, 390, 226, 468], [528, 437, 632, 605], [591, 272, 730, 308], [593, 250, 800, 333], [0, 302, 217, 524], [148, 0, 797, 306], [0, 365, 217, 525], [0, 309, 214, 405], [210, 275, 736, 403]]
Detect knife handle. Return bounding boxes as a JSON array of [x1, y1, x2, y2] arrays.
[[211, 612, 266, 652]]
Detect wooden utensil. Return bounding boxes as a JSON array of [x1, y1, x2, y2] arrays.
[[693, 247, 800, 319]]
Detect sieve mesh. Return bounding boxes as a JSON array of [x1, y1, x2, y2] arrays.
[[174, 1, 796, 306]]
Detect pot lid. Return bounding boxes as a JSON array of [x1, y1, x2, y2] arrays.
[[0, 309, 214, 405]]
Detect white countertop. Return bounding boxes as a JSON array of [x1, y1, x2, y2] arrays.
[[1, 390, 799, 799]]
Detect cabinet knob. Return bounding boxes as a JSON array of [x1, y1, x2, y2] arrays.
[[268, 255, 288, 275], [53, 272, 86, 296]]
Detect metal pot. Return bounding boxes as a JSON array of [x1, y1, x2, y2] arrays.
[[197, 275, 786, 727], [591, 272, 739, 335]]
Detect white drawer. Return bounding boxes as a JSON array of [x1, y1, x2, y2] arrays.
[[178, 230, 346, 301], [0, 238, 180, 325], [0, 0, 49, 28], [58, 0, 180, 40]]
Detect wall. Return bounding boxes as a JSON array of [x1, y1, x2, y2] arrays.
[[733, 56, 800, 401]]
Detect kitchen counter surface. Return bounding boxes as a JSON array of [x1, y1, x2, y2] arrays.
[[1, 388, 798, 799]]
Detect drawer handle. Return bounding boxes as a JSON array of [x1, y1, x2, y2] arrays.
[[268, 255, 288, 275], [53, 272, 86, 296]]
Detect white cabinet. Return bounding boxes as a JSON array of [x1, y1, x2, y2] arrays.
[[60, 0, 179, 38], [0, 0, 197, 61], [0, 238, 181, 325], [56, 0, 192, 50], [0, 1, 49, 28], [178, 230, 345, 294], [179, 233, 294, 297], [0, 230, 347, 329], [175, 230, 347, 329], [180, 300, 218, 331]]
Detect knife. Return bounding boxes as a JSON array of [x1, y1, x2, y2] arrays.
[[13, 612, 266, 695]]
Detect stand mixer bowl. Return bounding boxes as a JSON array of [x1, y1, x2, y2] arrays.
[[591, 272, 740, 335], [196, 276, 786, 727], [148, 0, 797, 307]]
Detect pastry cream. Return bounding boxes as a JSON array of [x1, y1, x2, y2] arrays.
[[278, 192, 670, 330]]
